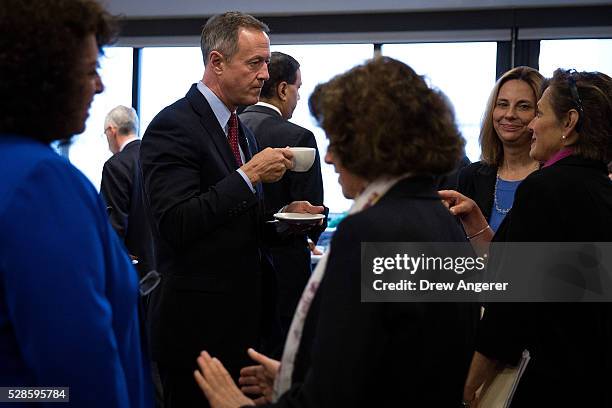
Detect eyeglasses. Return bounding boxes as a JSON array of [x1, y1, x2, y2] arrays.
[[567, 69, 584, 131], [139, 270, 161, 297], [102, 126, 112, 139]]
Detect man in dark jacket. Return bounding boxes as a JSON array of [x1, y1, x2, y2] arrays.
[[139, 14, 323, 408], [101, 105, 155, 278], [240, 52, 326, 343]]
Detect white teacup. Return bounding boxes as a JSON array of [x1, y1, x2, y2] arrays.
[[288, 147, 315, 172]]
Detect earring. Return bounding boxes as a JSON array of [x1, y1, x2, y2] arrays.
[[561, 134, 566, 140]]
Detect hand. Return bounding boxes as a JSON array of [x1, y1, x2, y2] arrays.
[[462, 391, 481, 408], [463, 351, 501, 408], [239, 348, 280, 405], [438, 190, 488, 237], [438, 189, 478, 218], [242, 148, 293, 184], [308, 239, 323, 255], [283, 200, 325, 216], [194, 351, 255, 408], [279, 201, 326, 233]]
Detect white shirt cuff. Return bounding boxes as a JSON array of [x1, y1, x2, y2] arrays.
[[236, 168, 256, 193]]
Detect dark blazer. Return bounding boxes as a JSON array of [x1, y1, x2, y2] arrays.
[[437, 155, 472, 190], [268, 177, 479, 407], [477, 155, 612, 407], [140, 84, 268, 378], [239, 105, 324, 220], [240, 104, 325, 343], [100, 139, 155, 277], [457, 161, 496, 221]]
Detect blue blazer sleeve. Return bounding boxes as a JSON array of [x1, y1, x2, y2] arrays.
[[0, 158, 150, 408]]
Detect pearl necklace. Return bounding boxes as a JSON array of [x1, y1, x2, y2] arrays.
[[494, 163, 540, 215], [494, 173, 512, 215]]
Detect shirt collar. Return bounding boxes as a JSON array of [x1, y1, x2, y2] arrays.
[[543, 147, 574, 168], [255, 101, 282, 117], [119, 136, 138, 152], [197, 81, 233, 134]]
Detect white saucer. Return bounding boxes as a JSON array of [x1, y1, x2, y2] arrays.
[[273, 212, 325, 224]]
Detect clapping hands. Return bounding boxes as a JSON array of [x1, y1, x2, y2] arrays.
[[194, 348, 280, 408], [239, 348, 280, 405]]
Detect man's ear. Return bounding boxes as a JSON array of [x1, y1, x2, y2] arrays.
[[277, 81, 288, 101], [208, 51, 225, 75], [109, 125, 118, 139]]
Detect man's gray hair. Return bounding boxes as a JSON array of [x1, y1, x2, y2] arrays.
[[200, 11, 269, 64], [104, 105, 139, 136]]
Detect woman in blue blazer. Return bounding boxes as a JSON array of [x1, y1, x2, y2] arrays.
[[0, 1, 152, 407]]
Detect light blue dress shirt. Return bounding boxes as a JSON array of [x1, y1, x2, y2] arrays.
[[196, 81, 255, 193]]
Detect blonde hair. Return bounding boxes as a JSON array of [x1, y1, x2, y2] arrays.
[[480, 66, 544, 166]]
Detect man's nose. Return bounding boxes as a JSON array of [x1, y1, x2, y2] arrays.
[[259, 64, 270, 81]]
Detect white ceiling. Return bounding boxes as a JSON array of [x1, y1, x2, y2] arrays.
[[103, 0, 612, 18]]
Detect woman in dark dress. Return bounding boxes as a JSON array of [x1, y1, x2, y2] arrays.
[[193, 57, 480, 408], [442, 69, 612, 407]]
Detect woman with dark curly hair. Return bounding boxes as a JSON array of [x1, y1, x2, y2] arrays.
[[192, 57, 479, 408], [442, 69, 612, 407], [0, 1, 152, 406]]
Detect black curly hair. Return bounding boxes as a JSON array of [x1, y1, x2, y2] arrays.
[[0, 0, 117, 142]]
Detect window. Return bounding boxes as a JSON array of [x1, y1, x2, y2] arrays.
[[134, 42, 497, 212], [382, 42, 498, 163], [137, 44, 373, 213], [539, 39, 612, 77], [139, 47, 204, 136], [69, 47, 133, 190], [271, 44, 375, 213]]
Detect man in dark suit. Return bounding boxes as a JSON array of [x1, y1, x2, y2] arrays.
[[101, 105, 155, 278], [240, 52, 325, 343], [139, 12, 323, 408], [101, 105, 164, 408]]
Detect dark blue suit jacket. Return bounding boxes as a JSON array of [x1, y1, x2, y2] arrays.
[[140, 85, 269, 376]]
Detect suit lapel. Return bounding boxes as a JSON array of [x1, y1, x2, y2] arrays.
[[185, 85, 236, 172]]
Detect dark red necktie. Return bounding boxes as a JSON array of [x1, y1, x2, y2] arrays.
[[228, 112, 243, 166]]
